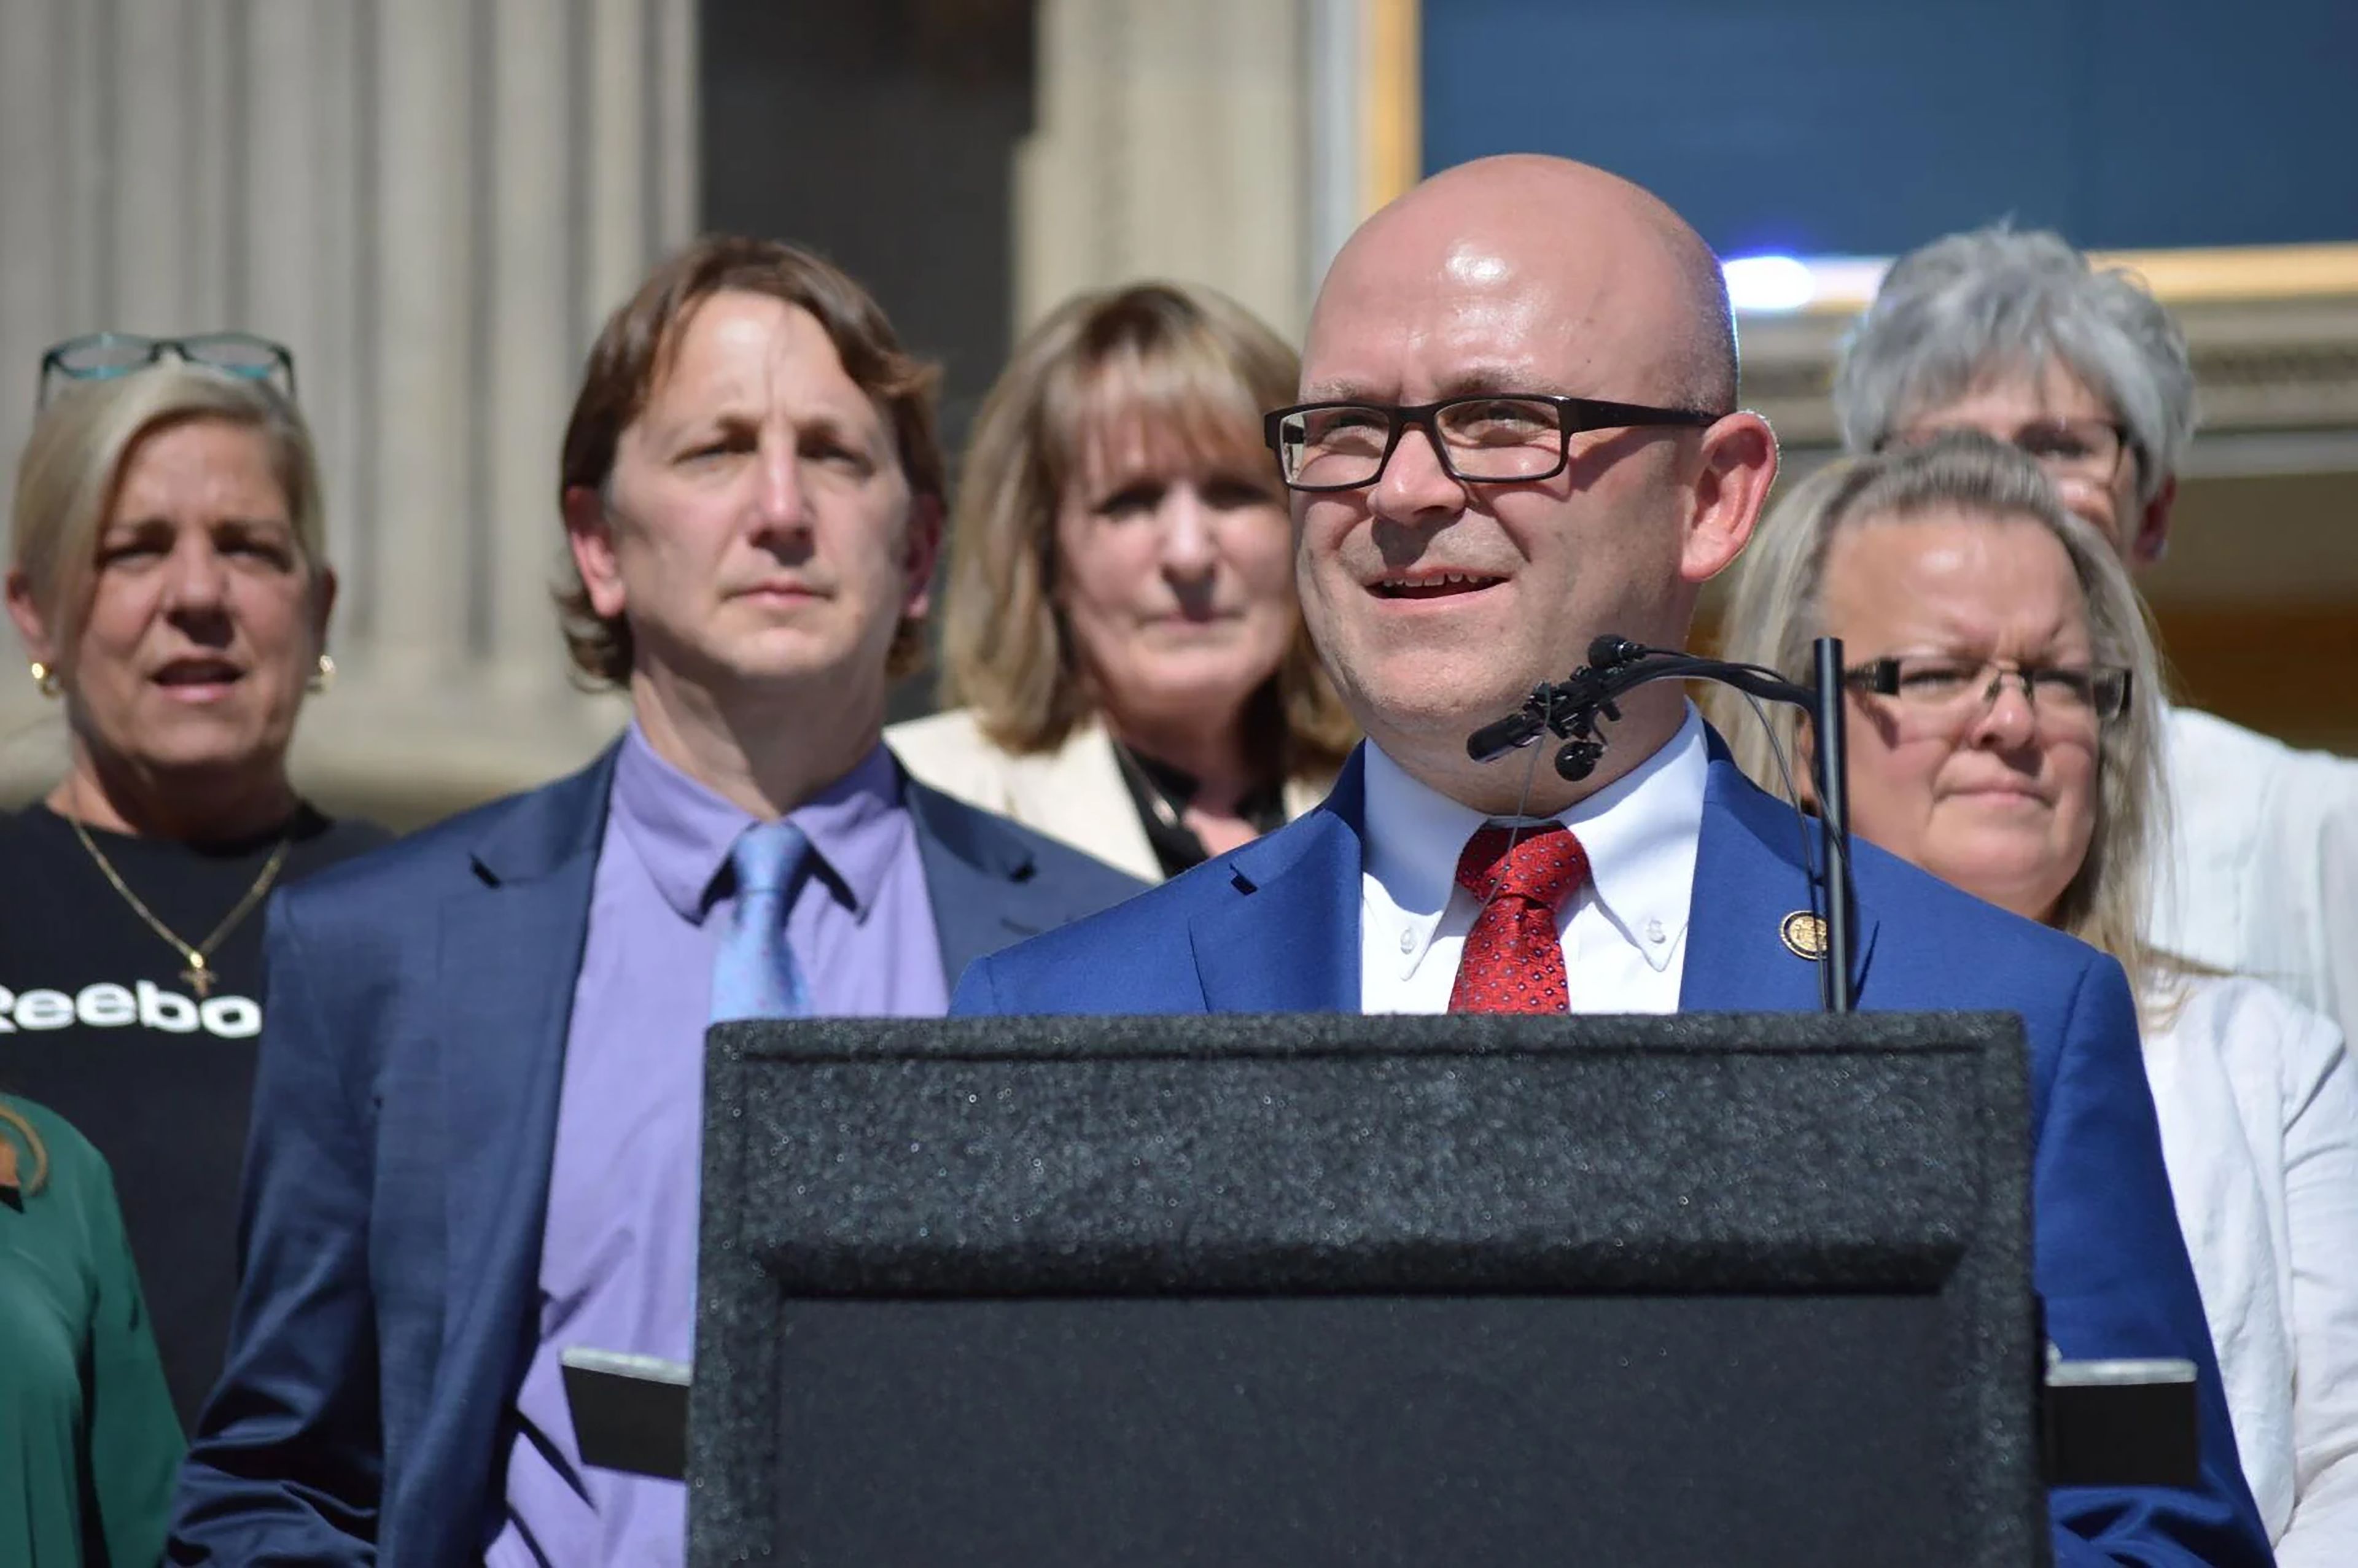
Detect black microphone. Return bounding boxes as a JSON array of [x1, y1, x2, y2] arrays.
[[1466, 702, 1547, 765], [1586, 634, 1650, 670], [1467, 640, 1649, 765]]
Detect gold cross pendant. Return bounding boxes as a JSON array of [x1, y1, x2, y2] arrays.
[[182, 957, 216, 999]]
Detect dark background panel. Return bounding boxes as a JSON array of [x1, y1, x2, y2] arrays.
[[699, 0, 1035, 446], [1422, 0, 2358, 256]]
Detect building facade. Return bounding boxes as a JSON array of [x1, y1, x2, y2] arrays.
[[1, 0, 2349, 828]]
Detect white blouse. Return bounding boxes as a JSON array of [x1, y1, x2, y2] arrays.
[[2141, 971, 2358, 1562]]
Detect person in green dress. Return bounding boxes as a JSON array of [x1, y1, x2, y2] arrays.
[[1, 1093, 182, 1566]]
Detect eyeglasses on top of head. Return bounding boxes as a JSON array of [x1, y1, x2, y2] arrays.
[[1262, 394, 1722, 492], [37, 332, 298, 409], [1843, 655, 2134, 725]]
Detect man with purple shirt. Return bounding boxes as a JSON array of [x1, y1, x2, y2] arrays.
[[169, 236, 1143, 1567]]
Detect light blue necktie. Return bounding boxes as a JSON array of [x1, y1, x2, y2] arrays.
[[711, 819, 815, 1022]]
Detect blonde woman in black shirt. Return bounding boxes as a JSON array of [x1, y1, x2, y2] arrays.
[[0, 339, 388, 1426]]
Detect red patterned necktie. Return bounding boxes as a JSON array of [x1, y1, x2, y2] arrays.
[[1449, 823, 1591, 1014]]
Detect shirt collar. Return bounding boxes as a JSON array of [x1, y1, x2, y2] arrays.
[[1361, 703, 1708, 971], [609, 721, 912, 923]]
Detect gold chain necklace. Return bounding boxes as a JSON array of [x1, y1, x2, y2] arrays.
[[68, 815, 293, 999]]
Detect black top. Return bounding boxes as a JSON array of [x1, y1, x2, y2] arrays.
[[0, 804, 393, 1428], [1111, 745, 1288, 879]]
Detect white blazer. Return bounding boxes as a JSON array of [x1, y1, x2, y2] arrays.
[[2156, 706, 2358, 1050], [886, 708, 1330, 885], [2142, 971, 2358, 1562]]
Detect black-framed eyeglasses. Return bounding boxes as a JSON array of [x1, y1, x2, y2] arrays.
[[1878, 417, 2134, 485], [37, 332, 297, 408], [1263, 394, 1722, 492], [1843, 655, 2133, 727]]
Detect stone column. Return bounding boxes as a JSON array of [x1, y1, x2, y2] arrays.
[[1015, 0, 1421, 341], [1017, 0, 1313, 340]]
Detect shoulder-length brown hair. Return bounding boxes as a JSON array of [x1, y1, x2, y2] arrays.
[[938, 281, 1355, 777], [556, 233, 946, 686]]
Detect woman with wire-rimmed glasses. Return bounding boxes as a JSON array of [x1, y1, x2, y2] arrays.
[[1714, 430, 2358, 1565], [0, 333, 389, 1438]]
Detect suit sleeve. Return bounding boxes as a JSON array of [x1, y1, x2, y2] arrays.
[[168, 893, 383, 1566], [2036, 954, 2275, 1567]]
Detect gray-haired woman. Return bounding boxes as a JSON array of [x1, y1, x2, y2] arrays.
[[1716, 432, 2358, 1564], [1833, 225, 2358, 1060]]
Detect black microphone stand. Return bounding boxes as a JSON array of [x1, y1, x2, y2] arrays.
[[1465, 634, 1872, 1014]]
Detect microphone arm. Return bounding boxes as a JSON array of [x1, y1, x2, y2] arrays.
[[1466, 634, 1872, 1014]]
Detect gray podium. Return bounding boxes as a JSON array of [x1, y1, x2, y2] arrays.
[[686, 1012, 2045, 1567]]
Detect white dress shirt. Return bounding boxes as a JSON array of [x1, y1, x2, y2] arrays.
[[1360, 704, 1706, 1014], [2141, 971, 2358, 1564], [2155, 706, 2358, 1050]]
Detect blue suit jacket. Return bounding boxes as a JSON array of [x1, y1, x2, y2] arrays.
[[953, 743, 2274, 1568], [168, 743, 1143, 1566]]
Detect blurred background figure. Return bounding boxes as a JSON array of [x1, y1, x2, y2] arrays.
[[0, 344, 389, 1427], [1716, 433, 2358, 1564], [890, 282, 1355, 881], [0, 1092, 182, 1568], [1833, 228, 2358, 1046]]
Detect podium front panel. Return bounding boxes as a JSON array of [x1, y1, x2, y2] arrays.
[[693, 1012, 2039, 1567]]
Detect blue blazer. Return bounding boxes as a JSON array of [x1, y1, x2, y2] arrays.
[[168, 743, 1143, 1566], [954, 743, 2275, 1568]]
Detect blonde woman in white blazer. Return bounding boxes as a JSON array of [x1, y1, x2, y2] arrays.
[[891, 282, 1353, 882]]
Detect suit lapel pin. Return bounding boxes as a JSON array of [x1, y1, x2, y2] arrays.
[[1780, 910, 1828, 961]]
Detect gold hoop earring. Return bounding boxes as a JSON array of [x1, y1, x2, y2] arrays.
[[308, 653, 337, 695], [28, 661, 59, 698]]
